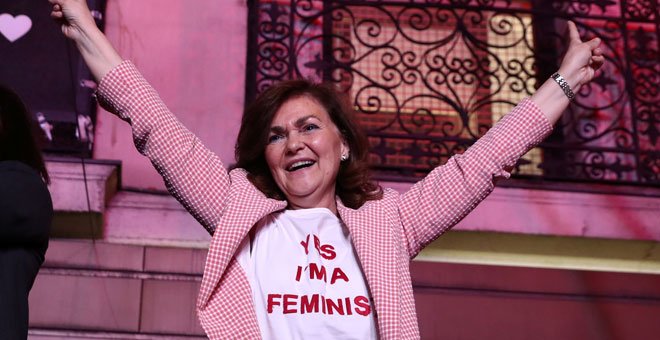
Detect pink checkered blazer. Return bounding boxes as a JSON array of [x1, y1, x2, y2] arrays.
[[97, 61, 552, 339]]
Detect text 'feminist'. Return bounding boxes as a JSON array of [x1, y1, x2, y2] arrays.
[[266, 233, 372, 316]]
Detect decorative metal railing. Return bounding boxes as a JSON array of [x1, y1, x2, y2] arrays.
[[245, 0, 659, 185]]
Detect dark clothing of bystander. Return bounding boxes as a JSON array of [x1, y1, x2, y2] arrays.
[[0, 160, 52, 340]]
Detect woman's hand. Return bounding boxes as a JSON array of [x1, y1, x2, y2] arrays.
[[49, 0, 122, 81], [49, 0, 98, 42], [557, 21, 606, 91], [530, 21, 607, 124]]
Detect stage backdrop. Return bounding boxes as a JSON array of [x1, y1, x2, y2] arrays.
[[0, 0, 106, 156]]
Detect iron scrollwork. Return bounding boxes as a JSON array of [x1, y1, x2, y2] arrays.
[[247, 0, 659, 185]]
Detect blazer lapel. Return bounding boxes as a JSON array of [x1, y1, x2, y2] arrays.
[[338, 199, 399, 339], [198, 171, 286, 309]]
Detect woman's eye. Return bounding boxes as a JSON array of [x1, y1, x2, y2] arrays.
[[303, 124, 319, 132], [268, 134, 283, 143]]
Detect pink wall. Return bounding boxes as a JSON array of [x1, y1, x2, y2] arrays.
[[93, 0, 248, 191]]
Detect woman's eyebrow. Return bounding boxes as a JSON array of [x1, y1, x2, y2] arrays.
[[294, 115, 318, 126], [269, 126, 286, 134], [269, 114, 320, 133]]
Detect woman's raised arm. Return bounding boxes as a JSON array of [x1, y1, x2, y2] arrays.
[[399, 21, 605, 257], [49, 0, 122, 81], [50, 0, 232, 234]]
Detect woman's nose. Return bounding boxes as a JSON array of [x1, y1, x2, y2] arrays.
[[285, 133, 304, 153]]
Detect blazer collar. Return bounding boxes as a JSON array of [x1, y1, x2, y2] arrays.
[[198, 170, 287, 308], [337, 198, 398, 339]]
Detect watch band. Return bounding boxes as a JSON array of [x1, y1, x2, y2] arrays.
[[551, 72, 576, 101]]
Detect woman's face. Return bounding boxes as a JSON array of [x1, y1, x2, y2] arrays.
[[264, 95, 349, 211]]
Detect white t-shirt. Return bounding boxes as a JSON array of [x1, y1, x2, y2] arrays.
[[236, 208, 377, 339]]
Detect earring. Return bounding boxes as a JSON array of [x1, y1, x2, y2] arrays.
[[340, 154, 348, 161]]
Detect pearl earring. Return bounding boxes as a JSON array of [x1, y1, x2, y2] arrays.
[[340, 154, 348, 161]]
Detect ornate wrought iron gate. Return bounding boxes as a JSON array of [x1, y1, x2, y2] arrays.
[[245, 0, 659, 185]]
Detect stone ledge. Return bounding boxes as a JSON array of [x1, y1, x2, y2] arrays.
[[418, 231, 660, 275], [100, 181, 660, 248], [46, 158, 120, 238], [104, 191, 212, 248], [47, 158, 120, 213], [384, 180, 660, 242]]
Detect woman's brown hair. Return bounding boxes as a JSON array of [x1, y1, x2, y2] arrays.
[[235, 80, 382, 209], [0, 85, 50, 183]]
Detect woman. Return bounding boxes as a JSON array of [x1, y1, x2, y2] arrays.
[[0, 85, 53, 340], [50, 0, 604, 338]]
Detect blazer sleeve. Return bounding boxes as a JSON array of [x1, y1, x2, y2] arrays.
[[398, 98, 553, 258], [95, 61, 230, 235]]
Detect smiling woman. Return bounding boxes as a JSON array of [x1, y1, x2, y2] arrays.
[[235, 80, 382, 212], [264, 96, 349, 212], [50, 0, 605, 338]]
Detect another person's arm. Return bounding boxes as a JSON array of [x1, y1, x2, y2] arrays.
[[399, 22, 605, 257], [50, 0, 231, 234]]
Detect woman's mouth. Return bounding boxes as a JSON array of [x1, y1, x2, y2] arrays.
[[287, 160, 315, 172]]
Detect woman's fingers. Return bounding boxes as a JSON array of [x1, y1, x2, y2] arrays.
[[567, 21, 581, 44], [586, 37, 604, 71], [48, 0, 68, 10], [585, 37, 601, 50], [51, 3, 62, 13], [558, 20, 608, 89], [50, 2, 63, 18], [591, 55, 605, 70], [50, 11, 63, 19]]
